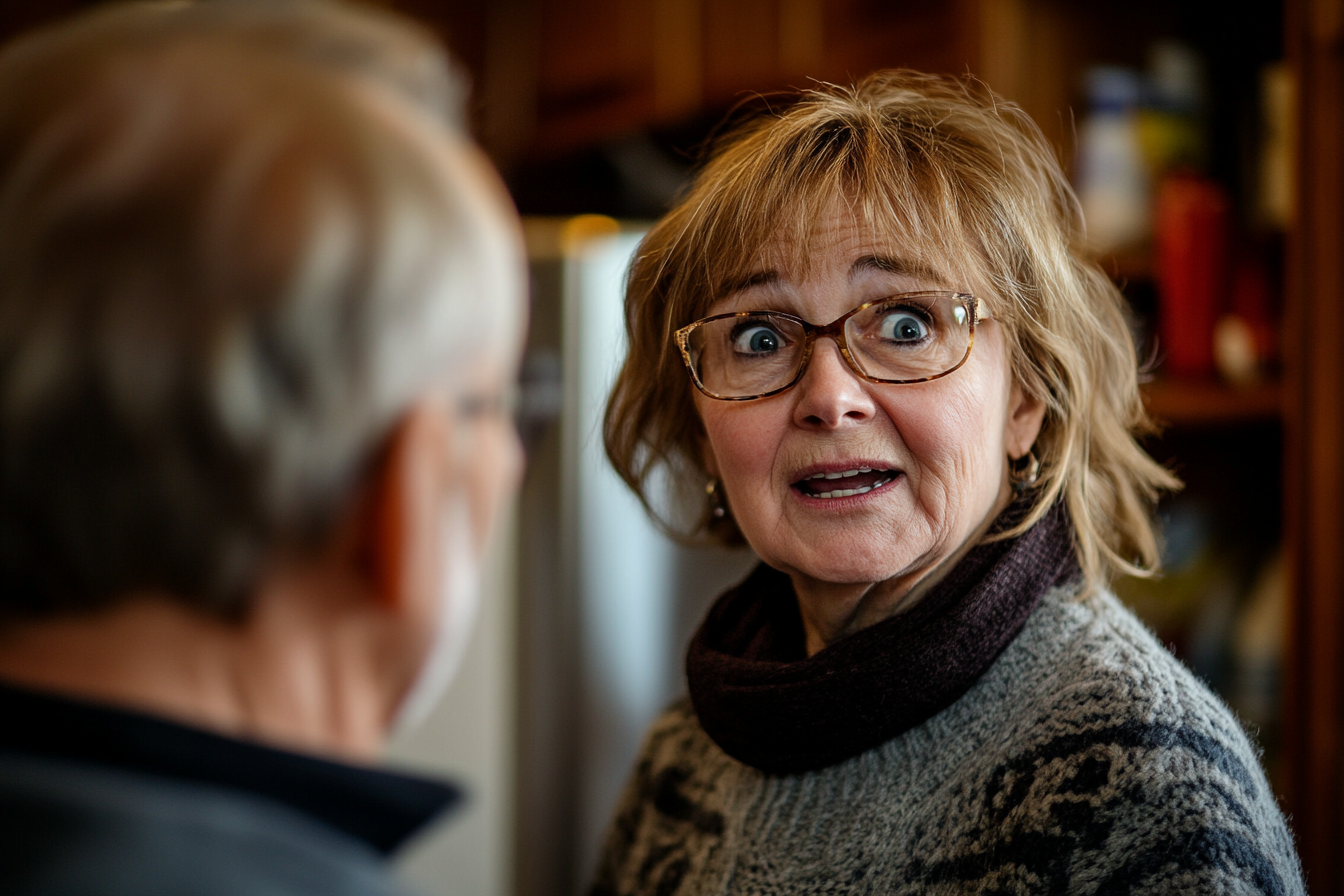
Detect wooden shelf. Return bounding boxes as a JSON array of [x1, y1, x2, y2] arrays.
[[1140, 378, 1282, 427], [1098, 248, 1156, 283]]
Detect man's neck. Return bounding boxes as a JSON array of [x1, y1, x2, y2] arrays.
[[0, 582, 393, 761]]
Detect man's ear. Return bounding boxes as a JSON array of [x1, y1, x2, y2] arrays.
[[360, 400, 450, 613], [1004, 380, 1047, 460]]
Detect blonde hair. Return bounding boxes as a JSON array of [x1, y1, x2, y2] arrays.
[[604, 70, 1179, 591]]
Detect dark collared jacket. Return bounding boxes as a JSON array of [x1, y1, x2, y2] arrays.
[[0, 684, 459, 896]]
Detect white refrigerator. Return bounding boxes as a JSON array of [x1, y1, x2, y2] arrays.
[[510, 217, 756, 896]]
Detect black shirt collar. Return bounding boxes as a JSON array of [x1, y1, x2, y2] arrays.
[[0, 681, 461, 854]]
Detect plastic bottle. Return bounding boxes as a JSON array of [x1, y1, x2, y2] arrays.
[[1077, 67, 1150, 253], [1155, 173, 1230, 379]]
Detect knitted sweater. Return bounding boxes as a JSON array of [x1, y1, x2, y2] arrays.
[[591, 586, 1305, 895]]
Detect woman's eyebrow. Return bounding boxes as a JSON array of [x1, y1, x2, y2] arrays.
[[718, 269, 779, 296], [852, 254, 950, 285]]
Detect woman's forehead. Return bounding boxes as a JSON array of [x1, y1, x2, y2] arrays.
[[713, 209, 975, 298]]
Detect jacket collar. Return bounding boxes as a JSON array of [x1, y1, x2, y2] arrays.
[[0, 681, 460, 854]]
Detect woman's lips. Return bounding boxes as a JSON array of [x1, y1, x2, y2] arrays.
[[791, 467, 900, 499]]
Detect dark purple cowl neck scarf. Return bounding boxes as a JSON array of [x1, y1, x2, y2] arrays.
[[685, 501, 1080, 775]]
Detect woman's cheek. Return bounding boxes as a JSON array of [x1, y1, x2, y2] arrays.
[[705, 406, 778, 479]]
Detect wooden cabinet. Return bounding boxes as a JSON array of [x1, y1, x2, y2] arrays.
[[398, 0, 985, 164], [1282, 0, 1344, 885], [988, 8, 1344, 885]]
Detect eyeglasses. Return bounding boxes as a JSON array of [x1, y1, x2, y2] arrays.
[[675, 291, 987, 401]]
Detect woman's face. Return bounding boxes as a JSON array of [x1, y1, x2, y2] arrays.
[[695, 208, 1044, 641]]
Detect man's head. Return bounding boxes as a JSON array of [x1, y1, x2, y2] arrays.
[[0, 0, 522, 615], [0, 0, 525, 746]]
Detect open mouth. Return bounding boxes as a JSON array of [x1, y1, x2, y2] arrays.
[[791, 467, 900, 500]]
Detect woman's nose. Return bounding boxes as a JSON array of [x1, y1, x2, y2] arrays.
[[791, 338, 876, 429]]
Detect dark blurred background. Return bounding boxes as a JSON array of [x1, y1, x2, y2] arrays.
[[4, 1, 1343, 894]]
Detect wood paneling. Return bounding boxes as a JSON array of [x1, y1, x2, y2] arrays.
[[471, 0, 988, 162], [0, 1, 91, 45], [702, 0, 779, 103], [1142, 379, 1282, 426], [1282, 0, 1344, 887], [819, 0, 979, 84]]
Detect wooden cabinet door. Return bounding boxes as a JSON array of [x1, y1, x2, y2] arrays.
[[1283, 0, 1344, 886]]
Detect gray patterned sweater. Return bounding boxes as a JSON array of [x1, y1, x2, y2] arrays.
[[591, 586, 1305, 895]]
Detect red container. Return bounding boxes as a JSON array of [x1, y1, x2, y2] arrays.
[[1155, 174, 1230, 378]]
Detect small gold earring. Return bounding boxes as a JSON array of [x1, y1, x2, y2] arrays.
[[706, 479, 727, 518], [1008, 452, 1040, 493]]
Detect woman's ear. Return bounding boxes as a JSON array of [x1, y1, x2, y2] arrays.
[[1004, 380, 1047, 460]]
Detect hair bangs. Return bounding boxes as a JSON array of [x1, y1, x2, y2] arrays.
[[672, 114, 987, 324]]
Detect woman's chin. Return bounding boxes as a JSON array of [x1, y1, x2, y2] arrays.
[[739, 481, 946, 587], [764, 537, 935, 591]]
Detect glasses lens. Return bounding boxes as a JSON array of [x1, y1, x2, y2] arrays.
[[845, 294, 973, 382], [685, 313, 807, 398]]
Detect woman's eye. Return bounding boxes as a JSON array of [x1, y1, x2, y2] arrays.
[[878, 311, 929, 342], [732, 325, 782, 354]]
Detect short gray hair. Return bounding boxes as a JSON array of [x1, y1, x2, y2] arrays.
[[0, 1, 524, 618]]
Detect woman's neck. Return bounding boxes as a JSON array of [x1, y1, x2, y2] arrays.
[[791, 484, 1012, 655]]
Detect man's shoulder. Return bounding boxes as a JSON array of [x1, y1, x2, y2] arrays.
[[0, 749, 411, 896]]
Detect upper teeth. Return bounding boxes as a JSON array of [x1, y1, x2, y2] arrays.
[[812, 475, 894, 499], [810, 466, 872, 480]]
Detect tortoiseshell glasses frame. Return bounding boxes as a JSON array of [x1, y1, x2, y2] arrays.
[[674, 291, 987, 401]]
